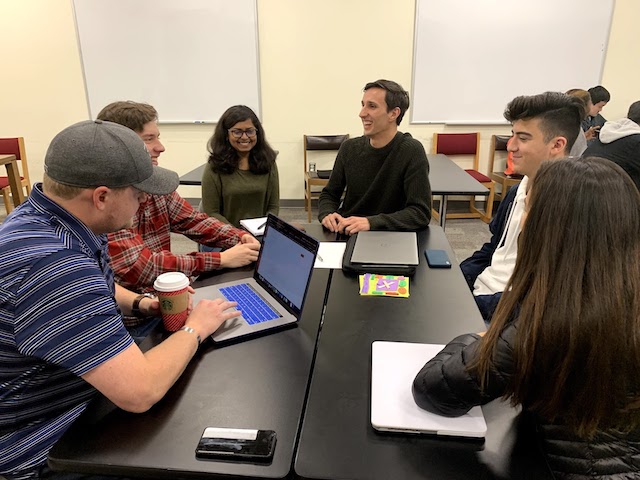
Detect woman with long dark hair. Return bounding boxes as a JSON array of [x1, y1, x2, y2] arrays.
[[413, 157, 640, 479], [202, 105, 279, 227]]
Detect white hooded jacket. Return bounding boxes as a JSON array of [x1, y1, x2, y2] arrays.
[[598, 117, 640, 144], [583, 117, 640, 190]]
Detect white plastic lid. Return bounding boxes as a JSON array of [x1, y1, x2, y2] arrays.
[[153, 272, 190, 292]]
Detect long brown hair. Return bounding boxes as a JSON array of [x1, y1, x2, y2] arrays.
[[565, 88, 592, 119], [473, 157, 640, 437]]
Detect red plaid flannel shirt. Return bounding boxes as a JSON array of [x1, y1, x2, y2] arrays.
[[108, 192, 246, 293]]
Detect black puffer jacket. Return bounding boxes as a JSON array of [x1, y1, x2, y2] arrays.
[[412, 323, 640, 479]]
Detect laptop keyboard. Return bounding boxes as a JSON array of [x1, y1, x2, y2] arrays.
[[219, 283, 281, 324]]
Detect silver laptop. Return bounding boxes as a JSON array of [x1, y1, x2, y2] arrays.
[[371, 341, 487, 438], [351, 231, 419, 266], [192, 214, 319, 344]]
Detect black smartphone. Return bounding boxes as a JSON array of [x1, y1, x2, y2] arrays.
[[425, 249, 452, 268], [195, 427, 276, 462]]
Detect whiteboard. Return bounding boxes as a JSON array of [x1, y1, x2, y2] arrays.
[[73, 0, 260, 123], [411, 0, 614, 124]]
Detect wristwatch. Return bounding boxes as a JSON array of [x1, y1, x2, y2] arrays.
[[132, 293, 156, 318], [180, 326, 202, 347]]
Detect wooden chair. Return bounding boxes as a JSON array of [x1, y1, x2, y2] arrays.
[[0, 137, 31, 214], [303, 134, 349, 222], [488, 134, 522, 201], [431, 132, 495, 223]]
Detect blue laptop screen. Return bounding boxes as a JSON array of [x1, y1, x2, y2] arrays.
[[254, 216, 318, 317]]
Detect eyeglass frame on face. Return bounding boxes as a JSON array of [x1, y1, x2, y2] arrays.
[[228, 128, 257, 139]]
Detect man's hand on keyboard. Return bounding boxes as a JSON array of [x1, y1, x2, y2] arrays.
[[219, 242, 260, 269], [187, 299, 240, 337]]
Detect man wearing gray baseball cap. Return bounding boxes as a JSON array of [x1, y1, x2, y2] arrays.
[[44, 119, 179, 195], [0, 120, 241, 480]]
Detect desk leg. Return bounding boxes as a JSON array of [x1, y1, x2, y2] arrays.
[[4, 160, 25, 208], [438, 195, 448, 229]]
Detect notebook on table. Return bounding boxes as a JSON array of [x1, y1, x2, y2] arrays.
[[239, 216, 267, 236], [192, 214, 319, 344], [371, 341, 487, 438]]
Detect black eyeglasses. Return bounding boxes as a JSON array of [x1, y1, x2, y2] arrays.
[[228, 128, 257, 138]]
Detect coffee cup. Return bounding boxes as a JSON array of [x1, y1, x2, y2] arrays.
[[153, 272, 190, 331]]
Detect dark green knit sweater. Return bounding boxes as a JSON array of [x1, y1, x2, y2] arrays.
[[318, 132, 431, 231]]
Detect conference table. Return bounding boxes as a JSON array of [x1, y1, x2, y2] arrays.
[[48, 264, 332, 480], [178, 155, 488, 228], [427, 153, 489, 227], [49, 225, 550, 479], [294, 227, 547, 480], [0, 153, 26, 208]]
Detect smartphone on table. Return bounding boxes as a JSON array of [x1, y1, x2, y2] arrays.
[[195, 427, 276, 462], [425, 249, 452, 268]]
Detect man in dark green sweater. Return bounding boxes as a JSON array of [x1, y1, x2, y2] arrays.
[[318, 79, 431, 234]]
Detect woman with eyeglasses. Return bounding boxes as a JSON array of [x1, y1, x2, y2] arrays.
[[202, 105, 279, 227], [413, 157, 640, 479]]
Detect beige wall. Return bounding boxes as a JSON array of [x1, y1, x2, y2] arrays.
[[1, 0, 638, 200]]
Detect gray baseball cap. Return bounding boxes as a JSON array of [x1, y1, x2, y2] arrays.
[[44, 120, 179, 195]]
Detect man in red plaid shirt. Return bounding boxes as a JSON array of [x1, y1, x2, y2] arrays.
[[97, 101, 261, 338]]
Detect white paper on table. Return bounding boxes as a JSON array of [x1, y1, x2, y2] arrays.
[[314, 242, 347, 269], [239, 217, 267, 236]]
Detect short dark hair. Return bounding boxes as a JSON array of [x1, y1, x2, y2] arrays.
[[628, 101, 640, 125], [504, 92, 584, 154], [96, 101, 158, 133], [207, 105, 276, 175], [363, 79, 410, 125], [588, 85, 611, 104]]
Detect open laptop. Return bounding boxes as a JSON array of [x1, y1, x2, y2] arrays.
[[192, 214, 319, 343], [371, 341, 487, 438], [351, 231, 419, 266]]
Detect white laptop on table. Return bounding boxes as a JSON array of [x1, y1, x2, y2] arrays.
[[371, 341, 487, 438], [192, 214, 319, 344]]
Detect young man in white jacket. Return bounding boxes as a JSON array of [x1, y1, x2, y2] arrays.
[[460, 92, 584, 323], [583, 100, 640, 190]]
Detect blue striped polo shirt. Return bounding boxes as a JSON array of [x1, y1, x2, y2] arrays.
[[0, 184, 134, 478]]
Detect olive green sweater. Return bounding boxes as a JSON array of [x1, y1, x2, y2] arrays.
[[201, 164, 279, 227]]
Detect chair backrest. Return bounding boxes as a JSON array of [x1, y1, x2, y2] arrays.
[[488, 134, 511, 173], [303, 134, 349, 172], [0, 137, 30, 180], [432, 132, 480, 171]]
